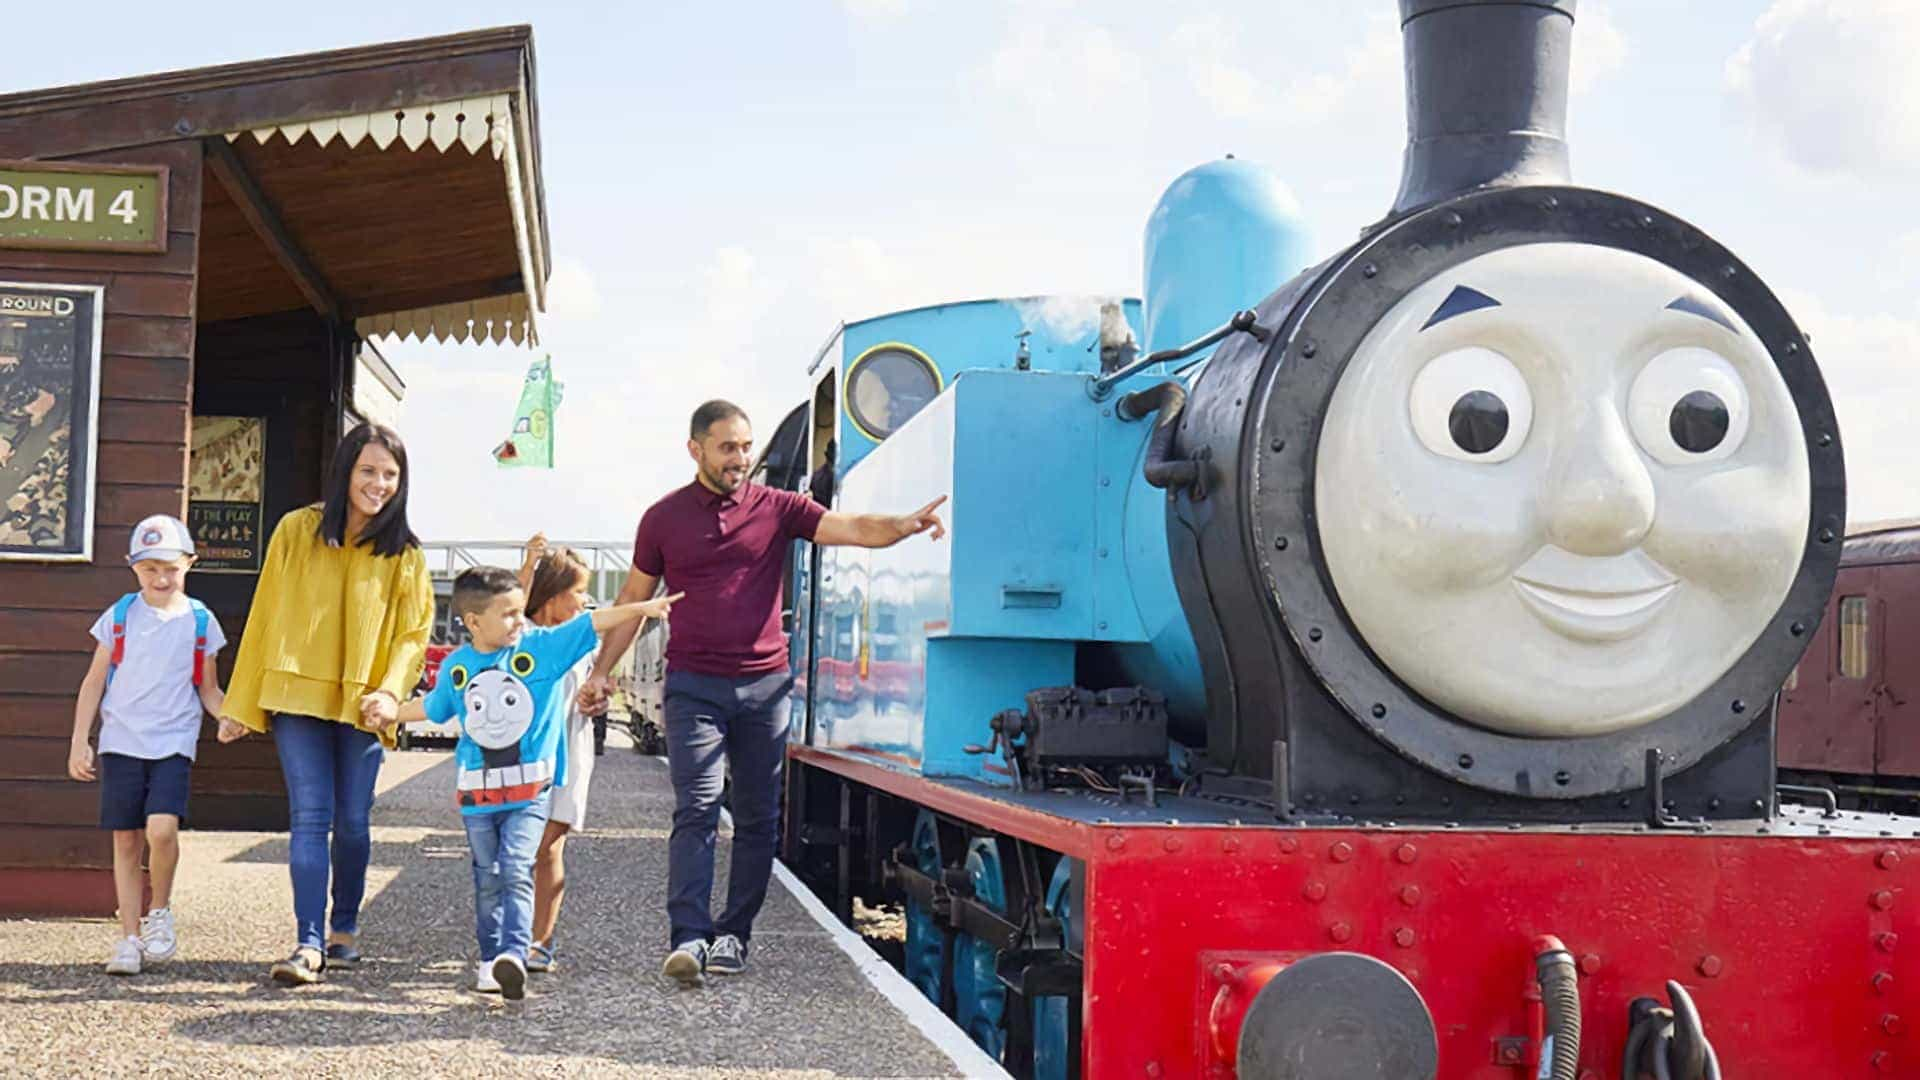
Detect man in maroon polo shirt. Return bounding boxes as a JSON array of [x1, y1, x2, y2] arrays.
[[581, 399, 944, 984]]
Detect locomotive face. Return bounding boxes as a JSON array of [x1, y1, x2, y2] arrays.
[[1315, 242, 1809, 737]]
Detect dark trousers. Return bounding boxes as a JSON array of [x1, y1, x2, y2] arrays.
[[663, 669, 792, 949]]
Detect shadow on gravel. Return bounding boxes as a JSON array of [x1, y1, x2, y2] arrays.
[[129, 745, 960, 1076]]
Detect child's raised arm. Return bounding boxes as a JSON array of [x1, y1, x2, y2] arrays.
[[590, 591, 683, 633], [516, 532, 548, 592], [69, 642, 110, 783]]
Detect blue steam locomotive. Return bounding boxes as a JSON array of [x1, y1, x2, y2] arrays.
[[743, 3, 1914, 1078]]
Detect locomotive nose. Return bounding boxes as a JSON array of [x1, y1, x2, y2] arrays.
[[1542, 399, 1656, 557]]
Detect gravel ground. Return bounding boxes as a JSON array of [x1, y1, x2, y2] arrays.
[[0, 732, 965, 1079]]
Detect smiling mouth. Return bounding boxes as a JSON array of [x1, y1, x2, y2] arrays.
[[1511, 547, 1679, 642]]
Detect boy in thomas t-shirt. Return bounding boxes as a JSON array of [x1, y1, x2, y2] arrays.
[[379, 566, 679, 999], [66, 515, 247, 975]]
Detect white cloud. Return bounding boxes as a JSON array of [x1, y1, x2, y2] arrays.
[[1172, 15, 1269, 120], [700, 245, 770, 349], [841, 0, 909, 18], [1725, 0, 1920, 178], [807, 235, 907, 322], [1897, 229, 1920, 286], [1778, 288, 1920, 524], [1569, 0, 1628, 95], [977, 14, 1148, 142], [1273, 12, 1401, 124], [541, 256, 601, 323]]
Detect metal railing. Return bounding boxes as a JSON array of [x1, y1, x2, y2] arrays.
[[419, 540, 634, 605]]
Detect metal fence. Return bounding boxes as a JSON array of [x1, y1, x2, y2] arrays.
[[417, 540, 666, 739], [420, 540, 634, 601]]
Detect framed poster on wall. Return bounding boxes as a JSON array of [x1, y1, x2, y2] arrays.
[[188, 415, 266, 573], [0, 282, 102, 562]]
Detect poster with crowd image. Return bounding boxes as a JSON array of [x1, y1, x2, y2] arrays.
[[187, 415, 265, 572], [0, 282, 101, 562]]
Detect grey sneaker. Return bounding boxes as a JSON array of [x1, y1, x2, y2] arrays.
[[662, 939, 709, 985], [138, 907, 177, 962], [105, 935, 142, 976], [706, 934, 746, 976]]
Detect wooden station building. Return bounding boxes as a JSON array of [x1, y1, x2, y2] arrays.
[[0, 28, 551, 914]]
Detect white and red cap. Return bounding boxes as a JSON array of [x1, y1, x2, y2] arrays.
[[127, 514, 195, 564]]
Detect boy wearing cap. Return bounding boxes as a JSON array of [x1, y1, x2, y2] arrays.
[[67, 514, 245, 975]]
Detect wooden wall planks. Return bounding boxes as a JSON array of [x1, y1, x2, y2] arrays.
[[0, 140, 202, 901]]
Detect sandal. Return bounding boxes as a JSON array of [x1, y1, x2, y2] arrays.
[[527, 942, 555, 973], [270, 946, 325, 986], [325, 942, 362, 968]]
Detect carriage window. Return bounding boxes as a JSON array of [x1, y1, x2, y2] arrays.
[[1839, 596, 1869, 679]]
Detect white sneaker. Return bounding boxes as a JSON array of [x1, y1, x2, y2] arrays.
[[105, 936, 142, 976], [138, 907, 177, 962], [474, 960, 502, 994], [491, 952, 527, 1001]]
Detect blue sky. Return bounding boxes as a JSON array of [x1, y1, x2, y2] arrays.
[[5, 1, 1915, 540]]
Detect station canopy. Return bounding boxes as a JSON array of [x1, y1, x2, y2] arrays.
[[0, 26, 550, 345]]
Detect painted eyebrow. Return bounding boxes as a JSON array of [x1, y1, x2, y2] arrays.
[[1420, 285, 1501, 331], [1665, 295, 1738, 334]]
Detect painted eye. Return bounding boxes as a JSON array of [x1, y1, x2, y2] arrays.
[[503, 692, 520, 709], [467, 693, 486, 714], [1628, 347, 1749, 465], [1409, 347, 1533, 463]]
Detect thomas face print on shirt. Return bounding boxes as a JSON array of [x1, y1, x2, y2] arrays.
[[462, 668, 533, 749]]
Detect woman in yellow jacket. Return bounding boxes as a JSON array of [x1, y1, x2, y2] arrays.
[[221, 423, 432, 986]]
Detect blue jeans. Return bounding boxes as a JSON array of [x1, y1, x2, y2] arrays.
[[272, 714, 384, 952], [464, 791, 551, 962], [663, 669, 792, 949]]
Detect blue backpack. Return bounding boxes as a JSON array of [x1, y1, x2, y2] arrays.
[[108, 593, 211, 687]]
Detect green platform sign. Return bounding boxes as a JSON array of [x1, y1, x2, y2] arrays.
[[0, 161, 167, 253]]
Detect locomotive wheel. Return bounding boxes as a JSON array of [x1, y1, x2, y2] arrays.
[[953, 835, 1010, 1059], [1030, 857, 1077, 1080], [904, 811, 951, 1008]]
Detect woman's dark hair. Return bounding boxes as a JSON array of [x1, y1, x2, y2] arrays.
[[318, 422, 420, 557], [525, 547, 592, 623]]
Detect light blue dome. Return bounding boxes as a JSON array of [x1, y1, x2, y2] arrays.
[[1143, 158, 1313, 357]]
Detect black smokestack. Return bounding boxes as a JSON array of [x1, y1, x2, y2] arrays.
[[1391, 0, 1577, 216]]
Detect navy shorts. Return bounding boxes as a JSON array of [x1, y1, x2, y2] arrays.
[[98, 753, 192, 831]]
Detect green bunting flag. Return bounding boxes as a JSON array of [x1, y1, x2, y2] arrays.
[[492, 355, 563, 469]]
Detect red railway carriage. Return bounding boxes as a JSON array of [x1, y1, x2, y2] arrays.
[[1780, 520, 1920, 811]]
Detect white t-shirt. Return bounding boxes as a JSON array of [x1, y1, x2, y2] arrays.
[[88, 596, 227, 761]]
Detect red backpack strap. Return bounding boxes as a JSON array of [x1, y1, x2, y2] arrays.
[[189, 599, 211, 688], [107, 593, 137, 682]]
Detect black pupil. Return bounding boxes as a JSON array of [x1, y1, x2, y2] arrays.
[[1448, 390, 1509, 454], [1669, 390, 1730, 453]]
